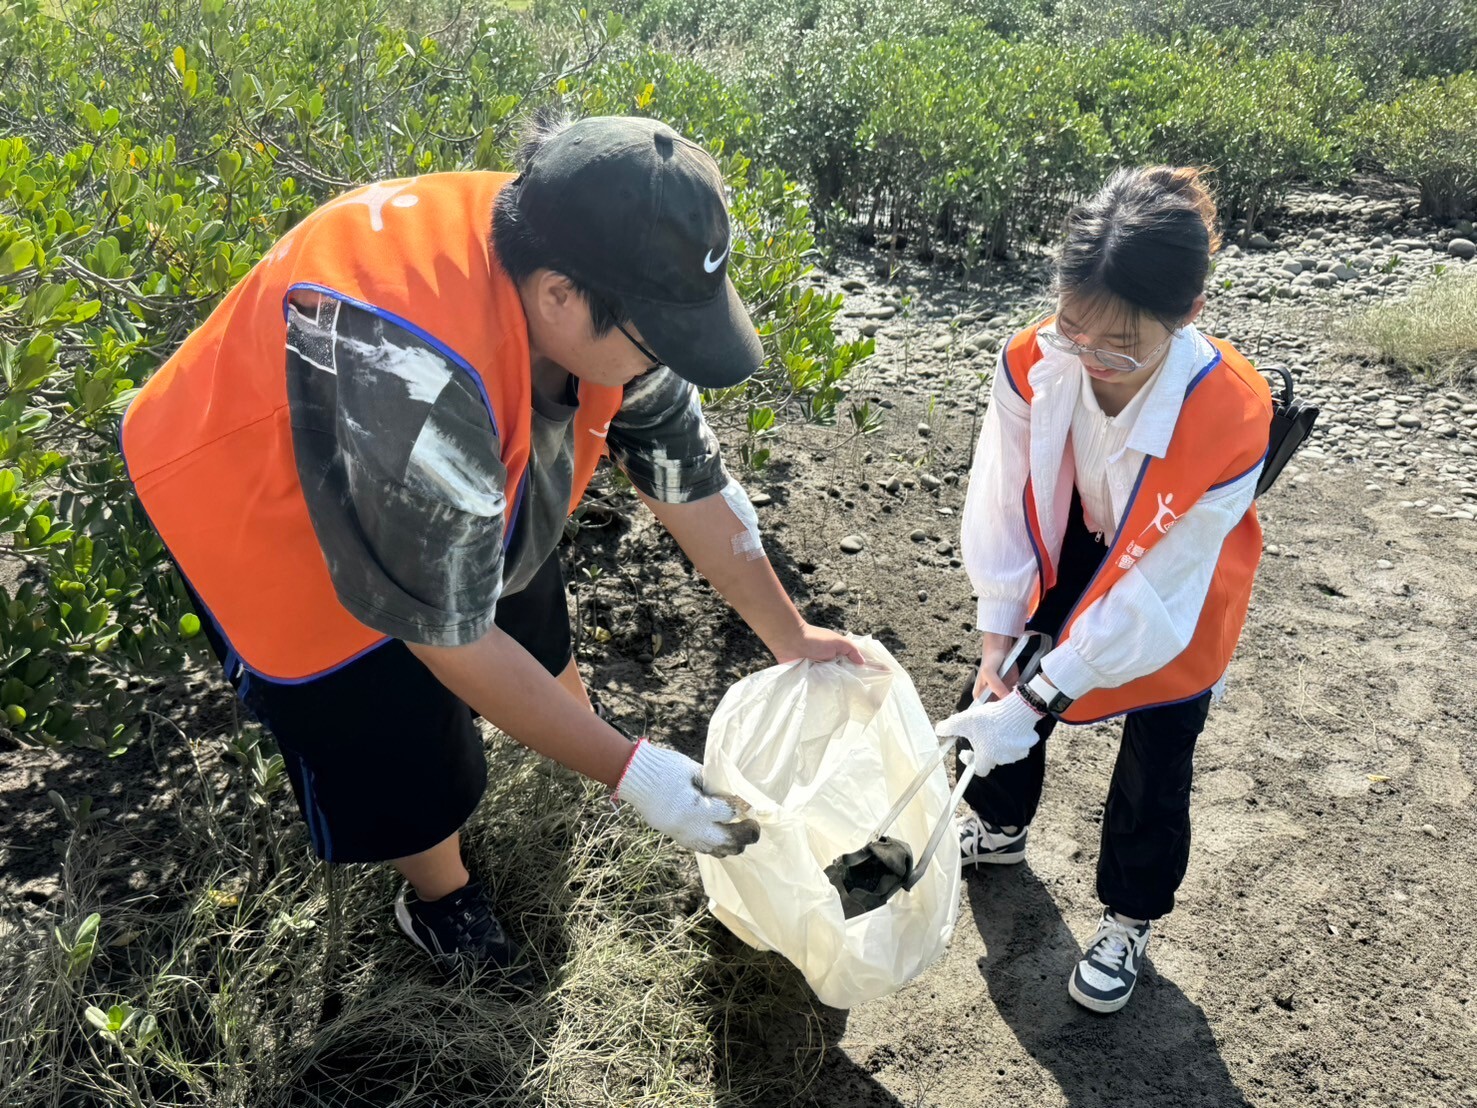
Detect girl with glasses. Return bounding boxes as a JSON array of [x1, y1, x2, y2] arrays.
[[935, 166, 1274, 1013]]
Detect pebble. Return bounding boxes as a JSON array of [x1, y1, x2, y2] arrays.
[[866, 305, 898, 320], [910, 529, 928, 542], [1375, 417, 1397, 429], [750, 492, 772, 507], [840, 535, 865, 554], [1448, 238, 1476, 261], [1248, 232, 1274, 250], [935, 540, 954, 556], [1397, 414, 1423, 429], [919, 473, 943, 491], [1376, 559, 1394, 569], [829, 581, 849, 596], [917, 423, 932, 437], [917, 590, 929, 602]]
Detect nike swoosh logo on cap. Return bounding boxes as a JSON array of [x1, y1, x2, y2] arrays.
[[703, 239, 730, 273]]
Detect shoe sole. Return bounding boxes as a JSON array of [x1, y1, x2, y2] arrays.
[[393, 889, 435, 955], [1068, 974, 1134, 1014], [962, 849, 1028, 867]]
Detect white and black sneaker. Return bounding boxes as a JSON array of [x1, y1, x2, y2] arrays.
[[1068, 910, 1151, 1013], [394, 879, 535, 989], [958, 812, 1028, 866]]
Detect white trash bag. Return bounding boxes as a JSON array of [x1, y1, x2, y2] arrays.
[[696, 635, 964, 1009]]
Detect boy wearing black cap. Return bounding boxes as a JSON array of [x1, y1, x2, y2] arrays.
[[121, 112, 863, 985]]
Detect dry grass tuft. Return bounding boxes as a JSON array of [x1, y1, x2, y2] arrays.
[[0, 723, 831, 1107], [1343, 268, 1477, 382]]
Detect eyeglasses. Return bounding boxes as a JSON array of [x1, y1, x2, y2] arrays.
[[1038, 319, 1176, 374], [613, 319, 664, 373]]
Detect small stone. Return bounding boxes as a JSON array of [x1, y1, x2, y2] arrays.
[[865, 305, 898, 320], [932, 336, 952, 352], [917, 590, 929, 602], [840, 535, 865, 554], [829, 581, 849, 596], [1422, 823, 1441, 838], [1266, 544, 1281, 555], [750, 492, 773, 508], [1247, 232, 1273, 250], [840, 277, 867, 291], [884, 475, 903, 493], [917, 423, 932, 438], [919, 473, 943, 491], [1281, 261, 1303, 277], [909, 529, 928, 542], [1397, 414, 1423, 429], [1447, 238, 1476, 261], [859, 322, 881, 337], [935, 540, 954, 556], [1333, 264, 1358, 282], [1376, 559, 1394, 570], [1375, 417, 1397, 429]]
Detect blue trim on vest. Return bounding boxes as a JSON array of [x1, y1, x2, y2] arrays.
[[1001, 332, 1028, 400], [1023, 481, 1048, 601], [1063, 682, 1217, 726], [1056, 453, 1153, 635], [1182, 346, 1223, 398], [283, 282, 500, 437], [1210, 447, 1269, 491], [121, 405, 394, 687]]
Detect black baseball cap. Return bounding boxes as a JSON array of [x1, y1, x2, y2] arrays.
[[509, 115, 763, 389]]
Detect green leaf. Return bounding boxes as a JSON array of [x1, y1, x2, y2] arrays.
[[0, 239, 36, 276]]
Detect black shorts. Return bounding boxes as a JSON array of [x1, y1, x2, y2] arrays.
[[188, 551, 573, 863]]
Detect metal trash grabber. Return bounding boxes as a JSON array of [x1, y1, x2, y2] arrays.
[[823, 631, 1052, 917]]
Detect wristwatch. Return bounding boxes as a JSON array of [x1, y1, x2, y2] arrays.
[[1018, 672, 1074, 718]]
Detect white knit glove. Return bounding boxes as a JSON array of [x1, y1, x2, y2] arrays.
[[934, 689, 1046, 777], [614, 738, 760, 857]]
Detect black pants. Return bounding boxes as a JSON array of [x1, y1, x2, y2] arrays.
[[958, 493, 1212, 921], [183, 550, 574, 863]]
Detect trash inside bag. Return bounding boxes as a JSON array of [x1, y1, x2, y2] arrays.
[[825, 836, 914, 919], [696, 636, 960, 1009]]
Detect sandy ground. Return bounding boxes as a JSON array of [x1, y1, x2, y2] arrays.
[[577, 183, 1477, 1107]]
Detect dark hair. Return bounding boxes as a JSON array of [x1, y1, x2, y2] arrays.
[[1055, 166, 1222, 334], [490, 105, 629, 336]]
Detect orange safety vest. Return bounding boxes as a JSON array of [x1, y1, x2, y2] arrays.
[[121, 173, 624, 683], [1001, 321, 1272, 724]]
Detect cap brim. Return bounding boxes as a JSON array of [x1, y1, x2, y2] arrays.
[[625, 278, 763, 390]]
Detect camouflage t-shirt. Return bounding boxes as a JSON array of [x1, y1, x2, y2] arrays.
[[284, 293, 727, 647]]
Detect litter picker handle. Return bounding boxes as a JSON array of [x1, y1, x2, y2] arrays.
[[868, 631, 1051, 844]]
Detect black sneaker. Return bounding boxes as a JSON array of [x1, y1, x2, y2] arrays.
[[394, 879, 535, 989], [958, 812, 1028, 866], [1068, 910, 1151, 1014]]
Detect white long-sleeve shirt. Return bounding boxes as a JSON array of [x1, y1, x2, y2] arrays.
[[961, 325, 1262, 702]]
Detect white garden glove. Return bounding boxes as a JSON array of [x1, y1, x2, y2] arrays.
[[934, 690, 1046, 777], [614, 738, 760, 857]]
